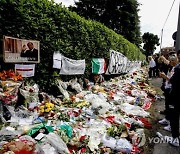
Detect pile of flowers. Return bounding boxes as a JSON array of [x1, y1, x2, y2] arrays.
[[0, 70, 23, 81]]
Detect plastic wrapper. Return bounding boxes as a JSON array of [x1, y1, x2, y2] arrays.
[[0, 101, 11, 122], [6, 106, 33, 125], [116, 138, 132, 152], [27, 123, 54, 139], [0, 80, 22, 105], [39, 142, 57, 154], [119, 103, 150, 117], [20, 84, 40, 108], [59, 124, 73, 138], [45, 132, 70, 154], [84, 94, 110, 115], [88, 135, 101, 151], [56, 79, 69, 99], [125, 96, 136, 104], [69, 78, 82, 93], [76, 91, 88, 99], [17, 125, 36, 135], [102, 135, 116, 149], [123, 116, 143, 128], [0, 127, 21, 141], [131, 89, 147, 98]]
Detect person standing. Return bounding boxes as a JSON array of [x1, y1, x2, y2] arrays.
[[160, 51, 180, 147], [148, 56, 156, 78], [154, 53, 160, 77], [158, 55, 178, 132]]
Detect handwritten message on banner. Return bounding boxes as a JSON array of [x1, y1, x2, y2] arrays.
[[59, 56, 85, 75], [106, 50, 127, 74]]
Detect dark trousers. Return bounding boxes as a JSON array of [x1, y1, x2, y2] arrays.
[[155, 66, 159, 77], [169, 103, 180, 138], [164, 88, 171, 120], [149, 67, 156, 78]]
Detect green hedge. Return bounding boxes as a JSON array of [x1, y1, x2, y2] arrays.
[[0, 0, 145, 92]]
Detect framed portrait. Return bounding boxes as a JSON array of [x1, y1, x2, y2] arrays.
[[3, 36, 40, 63]]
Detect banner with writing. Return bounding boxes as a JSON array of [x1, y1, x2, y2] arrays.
[[59, 56, 85, 75], [53, 52, 62, 69], [106, 50, 127, 74], [15, 64, 35, 77]]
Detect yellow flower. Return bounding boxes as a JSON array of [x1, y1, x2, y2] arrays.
[[40, 109, 44, 113], [45, 108, 50, 112]]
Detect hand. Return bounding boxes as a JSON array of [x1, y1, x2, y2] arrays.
[[159, 72, 164, 77], [159, 72, 168, 80]]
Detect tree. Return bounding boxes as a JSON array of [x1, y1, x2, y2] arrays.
[[69, 0, 141, 47], [142, 32, 160, 57]]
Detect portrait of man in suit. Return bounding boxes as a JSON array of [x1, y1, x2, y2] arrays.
[[21, 42, 38, 61]]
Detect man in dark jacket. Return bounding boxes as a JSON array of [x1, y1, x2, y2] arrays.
[[21, 42, 38, 61], [168, 62, 180, 146], [159, 51, 180, 146]]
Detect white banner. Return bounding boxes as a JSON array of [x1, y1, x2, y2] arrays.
[[59, 56, 85, 75], [106, 50, 127, 74], [15, 64, 35, 77], [53, 52, 62, 69]]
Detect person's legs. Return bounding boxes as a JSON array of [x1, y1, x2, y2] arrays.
[[164, 88, 170, 120], [153, 67, 156, 77], [168, 103, 180, 146], [149, 68, 152, 78], [156, 67, 159, 77], [169, 105, 179, 138], [161, 89, 172, 131]]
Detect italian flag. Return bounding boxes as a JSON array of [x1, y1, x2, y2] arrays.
[[92, 58, 106, 74]]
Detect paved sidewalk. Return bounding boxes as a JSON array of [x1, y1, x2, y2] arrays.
[[149, 78, 180, 154]]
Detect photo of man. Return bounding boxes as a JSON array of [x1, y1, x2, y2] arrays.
[[21, 42, 38, 61], [3, 36, 40, 63]]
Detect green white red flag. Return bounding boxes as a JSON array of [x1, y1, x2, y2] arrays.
[[92, 58, 106, 74]]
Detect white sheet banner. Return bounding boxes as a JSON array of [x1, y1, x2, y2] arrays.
[[53, 52, 62, 69], [15, 64, 35, 77], [59, 56, 85, 75], [106, 50, 127, 74]]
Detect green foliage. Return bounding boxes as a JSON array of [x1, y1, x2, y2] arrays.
[[107, 124, 126, 138], [70, 0, 142, 47], [142, 32, 160, 57], [0, 0, 145, 93]]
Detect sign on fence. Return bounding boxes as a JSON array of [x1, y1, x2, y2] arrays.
[[3, 36, 40, 63], [15, 64, 35, 77], [106, 50, 127, 74]]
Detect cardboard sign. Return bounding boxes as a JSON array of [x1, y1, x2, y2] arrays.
[[53, 52, 62, 69], [15, 64, 35, 77]]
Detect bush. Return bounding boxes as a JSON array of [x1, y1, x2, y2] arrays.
[[0, 0, 145, 92]]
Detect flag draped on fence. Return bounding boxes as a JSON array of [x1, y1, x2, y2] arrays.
[[91, 58, 106, 74]]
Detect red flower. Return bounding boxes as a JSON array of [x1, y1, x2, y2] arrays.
[[81, 147, 86, 153], [68, 145, 78, 154], [79, 135, 86, 142]]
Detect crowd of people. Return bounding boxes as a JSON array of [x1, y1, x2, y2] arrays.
[[148, 50, 180, 147]]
